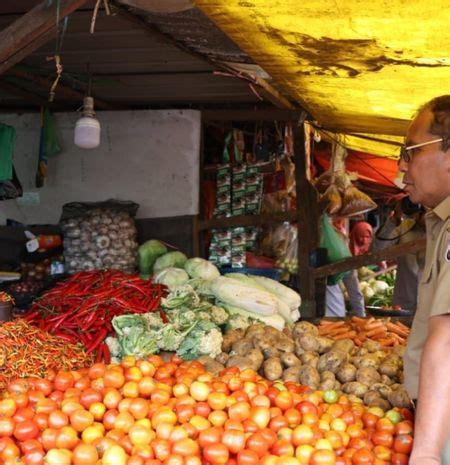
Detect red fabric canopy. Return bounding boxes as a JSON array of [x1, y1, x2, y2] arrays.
[[314, 148, 399, 188]]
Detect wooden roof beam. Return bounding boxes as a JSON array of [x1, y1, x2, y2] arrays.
[[7, 68, 124, 111], [0, 78, 65, 110], [0, 0, 90, 76]]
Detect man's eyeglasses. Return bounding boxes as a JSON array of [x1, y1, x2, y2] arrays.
[[399, 138, 444, 163]]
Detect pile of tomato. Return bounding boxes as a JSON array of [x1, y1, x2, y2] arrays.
[[0, 354, 414, 465]]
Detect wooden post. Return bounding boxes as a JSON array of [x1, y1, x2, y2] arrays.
[[293, 119, 319, 318]]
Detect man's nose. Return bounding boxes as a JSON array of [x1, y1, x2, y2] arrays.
[[398, 158, 408, 172]]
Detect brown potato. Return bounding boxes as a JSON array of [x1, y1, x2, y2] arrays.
[[231, 339, 254, 356], [387, 386, 411, 408], [363, 391, 391, 410], [378, 361, 399, 378], [282, 366, 300, 383], [245, 324, 266, 339], [317, 351, 347, 373], [292, 321, 319, 338], [301, 351, 319, 368], [263, 357, 284, 381], [343, 382, 369, 397], [298, 365, 320, 389], [246, 348, 264, 371], [222, 329, 246, 353], [316, 336, 334, 354], [336, 363, 357, 383], [319, 371, 336, 391], [215, 352, 229, 365], [226, 356, 254, 372], [280, 352, 301, 368], [274, 335, 295, 353], [362, 339, 382, 353], [197, 356, 224, 376], [298, 334, 320, 352], [331, 339, 355, 354], [356, 367, 381, 386]]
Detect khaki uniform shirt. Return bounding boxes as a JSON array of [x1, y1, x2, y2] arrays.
[[404, 196, 450, 398]]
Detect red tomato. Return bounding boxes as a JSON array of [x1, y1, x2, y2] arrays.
[[237, 449, 259, 465], [20, 439, 43, 455], [198, 427, 223, 448], [271, 439, 295, 457], [13, 419, 39, 441], [391, 452, 409, 465], [0, 398, 16, 417], [245, 432, 270, 457], [0, 417, 15, 437], [297, 401, 319, 415], [371, 430, 393, 448], [309, 448, 337, 465], [203, 443, 229, 464], [23, 448, 45, 465], [72, 442, 99, 465], [53, 372, 75, 392], [351, 447, 375, 465], [393, 434, 413, 454], [221, 429, 246, 454], [395, 421, 414, 436]]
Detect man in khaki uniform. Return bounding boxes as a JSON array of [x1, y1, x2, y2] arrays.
[[399, 95, 450, 465]]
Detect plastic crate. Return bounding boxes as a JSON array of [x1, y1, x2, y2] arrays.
[[220, 267, 282, 281]]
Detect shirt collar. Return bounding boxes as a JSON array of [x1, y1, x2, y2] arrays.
[[432, 196, 450, 221]]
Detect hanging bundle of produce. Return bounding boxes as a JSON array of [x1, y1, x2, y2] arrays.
[[317, 143, 377, 217], [24, 270, 166, 361]]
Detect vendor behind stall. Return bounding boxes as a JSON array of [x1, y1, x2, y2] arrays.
[[325, 220, 372, 317]]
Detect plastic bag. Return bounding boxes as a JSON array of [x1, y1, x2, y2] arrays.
[[339, 185, 377, 217], [319, 214, 352, 285], [321, 184, 342, 215], [0, 166, 22, 200]]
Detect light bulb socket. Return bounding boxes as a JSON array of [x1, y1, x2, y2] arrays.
[[82, 96, 95, 117]]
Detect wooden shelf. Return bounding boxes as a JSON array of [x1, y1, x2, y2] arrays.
[[198, 211, 297, 231]]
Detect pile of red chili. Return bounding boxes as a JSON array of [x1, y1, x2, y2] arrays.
[[24, 270, 166, 361]]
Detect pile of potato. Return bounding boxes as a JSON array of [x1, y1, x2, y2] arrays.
[[204, 321, 411, 410]]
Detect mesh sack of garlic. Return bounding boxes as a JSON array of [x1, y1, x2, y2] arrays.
[[60, 201, 139, 274]]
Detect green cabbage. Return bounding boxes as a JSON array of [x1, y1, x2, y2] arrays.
[[185, 258, 220, 280], [153, 251, 188, 272], [138, 240, 168, 276], [154, 267, 190, 289]]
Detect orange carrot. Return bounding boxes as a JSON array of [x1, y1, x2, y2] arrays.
[[334, 331, 357, 340], [366, 327, 388, 339], [386, 322, 410, 338]]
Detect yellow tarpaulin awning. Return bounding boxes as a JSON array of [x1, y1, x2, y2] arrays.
[[195, 0, 450, 157]]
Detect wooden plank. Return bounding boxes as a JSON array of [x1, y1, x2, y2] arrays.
[[0, 0, 90, 75], [294, 119, 319, 318], [202, 109, 304, 122], [313, 238, 426, 278], [198, 211, 298, 231]]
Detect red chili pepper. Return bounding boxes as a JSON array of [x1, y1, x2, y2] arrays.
[[86, 328, 108, 354], [102, 343, 111, 364]]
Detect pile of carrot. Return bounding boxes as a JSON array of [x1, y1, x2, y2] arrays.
[[318, 316, 410, 347], [0, 319, 93, 389]]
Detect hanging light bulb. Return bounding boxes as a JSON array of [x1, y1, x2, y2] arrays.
[[74, 96, 101, 149]]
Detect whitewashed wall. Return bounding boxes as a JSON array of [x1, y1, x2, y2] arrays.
[[0, 109, 201, 225]]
